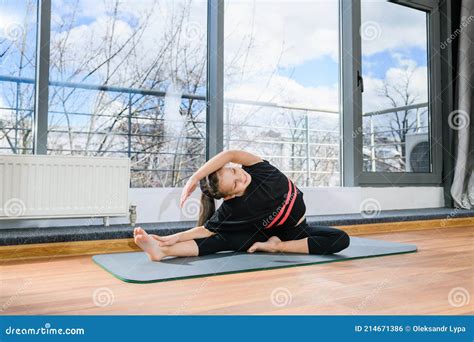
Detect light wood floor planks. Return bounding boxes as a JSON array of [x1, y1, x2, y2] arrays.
[[1, 226, 473, 315]]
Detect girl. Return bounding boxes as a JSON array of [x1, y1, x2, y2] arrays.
[[133, 150, 350, 261]]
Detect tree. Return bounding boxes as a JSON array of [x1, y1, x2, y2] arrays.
[[369, 64, 428, 172]]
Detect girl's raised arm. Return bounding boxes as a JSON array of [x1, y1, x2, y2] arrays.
[[227, 150, 263, 167], [192, 150, 262, 182], [179, 150, 262, 207]]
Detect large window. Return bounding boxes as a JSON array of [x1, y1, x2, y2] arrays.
[[0, 0, 37, 155], [360, 0, 430, 173], [47, 0, 207, 187], [0, 0, 444, 188], [223, 0, 340, 187]]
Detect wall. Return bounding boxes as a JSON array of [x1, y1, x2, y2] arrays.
[[0, 186, 445, 229]]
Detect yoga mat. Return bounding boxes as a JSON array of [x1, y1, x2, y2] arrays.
[[92, 236, 417, 283]]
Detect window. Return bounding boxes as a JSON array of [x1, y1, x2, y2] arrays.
[[223, 0, 340, 187], [0, 0, 37, 155], [47, 0, 207, 187], [1, 0, 444, 189], [360, 0, 430, 173]]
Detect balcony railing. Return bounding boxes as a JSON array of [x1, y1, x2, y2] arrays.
[[0, 75, 429, 186]]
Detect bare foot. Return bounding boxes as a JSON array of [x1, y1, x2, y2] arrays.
[[134, 227, 161, 243], [133, 227, 143, 237], [247, 236, 282, 253], [134, 229, 167, 261]]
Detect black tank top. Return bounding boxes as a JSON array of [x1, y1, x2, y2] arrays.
[[203, 159, 306, 233]]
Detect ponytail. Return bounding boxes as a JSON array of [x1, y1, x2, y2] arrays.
[[198, 192, 216, 226], [197, 171, 224, 226]]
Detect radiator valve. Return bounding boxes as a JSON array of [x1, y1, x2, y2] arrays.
[[129, 204, 137, 227]]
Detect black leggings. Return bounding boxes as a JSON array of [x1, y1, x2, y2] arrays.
[[194, 219, 350, 256]]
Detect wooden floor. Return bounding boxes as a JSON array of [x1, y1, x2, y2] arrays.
[[1, 225, 473, 315]]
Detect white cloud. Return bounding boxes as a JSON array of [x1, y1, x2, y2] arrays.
[[224, 0, 339, 73], [226, 74, 339, 111], [361, 1, 427, 55], [223, 0, 428, 112], [224, 0, 427, 79], [363, 61, 428, 113]]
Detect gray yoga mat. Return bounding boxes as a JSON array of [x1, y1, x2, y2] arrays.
[[93, 236, 417, 283]]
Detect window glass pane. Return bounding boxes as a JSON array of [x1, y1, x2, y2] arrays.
[[361, 0, 430, 173], [48, 0, 207, 187], [0, 0, 37, 154], [223, 0, 340, 187]]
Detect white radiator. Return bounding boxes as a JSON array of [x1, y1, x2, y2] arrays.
[[0, 155, 130, 219]]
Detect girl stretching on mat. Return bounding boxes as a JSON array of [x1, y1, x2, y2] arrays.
[[133, 150, 350, 261]]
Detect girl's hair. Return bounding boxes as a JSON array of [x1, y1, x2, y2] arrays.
[[198, 171, 225, 226]]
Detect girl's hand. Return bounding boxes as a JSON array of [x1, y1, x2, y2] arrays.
[[151, 234, 180, 246], [180, 176, 199, 208]]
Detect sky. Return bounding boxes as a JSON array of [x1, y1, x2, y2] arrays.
[[223, 0, 428, 112]]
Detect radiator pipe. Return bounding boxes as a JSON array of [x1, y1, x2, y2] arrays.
[[129, 204, 137, 227]]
